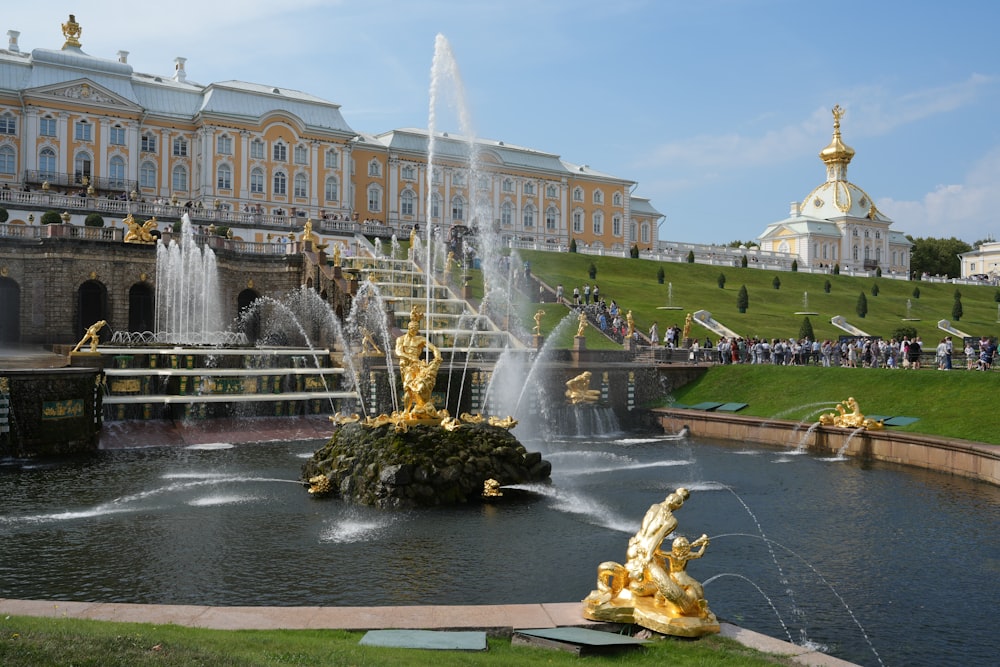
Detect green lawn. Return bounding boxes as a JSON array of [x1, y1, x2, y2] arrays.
[[0, 616, 791, 666]]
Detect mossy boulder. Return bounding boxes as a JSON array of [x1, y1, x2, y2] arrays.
[[301, 421, 551, 508]]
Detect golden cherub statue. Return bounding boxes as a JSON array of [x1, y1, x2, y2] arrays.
[[394, 305, 443, 420], [576, 311, 588, 337], [584, 488, 719, 637], [122, 214, 158, 244], [818, 397, 884, 430], [533, 309, 545, 336]]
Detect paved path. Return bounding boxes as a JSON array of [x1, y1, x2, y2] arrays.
[[0, 599, 856, 666]]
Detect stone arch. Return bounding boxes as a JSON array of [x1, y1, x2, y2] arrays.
[[237, 288, 261, 342], [77, 280, 108, 341], [0, 276, 20, 343], [128, 282, 155, 333]]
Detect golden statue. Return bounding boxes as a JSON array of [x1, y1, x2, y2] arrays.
[[482, 478, 503, 498], [394, 306, 444, 419], [682, 312, 692, 340], [123, 214, 158, 244], [72, 320, 107, 354], [584, 488, 719, 637], [360, 328, 383, 356], [565, 371, 601, 405], [332, 243, 342, 267], [626, 310, 634, 338], [818, 396, 884, 430], [444, 251, 455, 278], [62, 14, 82, 48], [301, 219, 319, 246], [576, 311, 588, 337], [533, 309, 545, 336]]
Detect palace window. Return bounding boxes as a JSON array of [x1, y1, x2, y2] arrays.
[[501, 202, 512, 227], [572, 209, 583, 233], [641, 223, 650, 244], [502, 178, 514, 193], [546, 184, 557, 199], [217, 134, 233, 155], [522, 204, 536, 228], [40, 117, 57, 137], [451, 194, 464, 221], [38, 148, 56, 179], [0, 146, 14, 174], [217, 163, 232, 190], [613, 191, 622, 206], [431, 168, 441, 185], [431, 192, 441, 219], [612, 214, 622, 237], [452, 171, 465, 187], [74, 152, 91, 182], [172, 164, 188, 191], [368, 159, 381, 177], [294, 145, 308, 165], [109, 125, 126, 146], [293, 173, 307, 198], [250, 139, 265, 160], [325, 148, 339, 169], [573, 187, 583, 202], [324, 176, 339, 201], [0, 113, 16, 135], [109, 156, 126, 188], [593, 190, 604, 205], [592, 211, 604, 235], [141, 133, 157, 153], [75, 119, 92, 141], [273, 171, 287, 196], [368, 184, 382, 212], [546, 206, 558, 230], [853, 245, 859, 260], [401, 164, 416, 180], [172, 137, 187, 157], [523, 182, 535, 195], [250, 167, 264, 194], [140, 161, 157, 188], [273, 142, 287, 162], [401, 189, 415, 216], [875, 231, 881, 239], [477, 174, 490, 190]]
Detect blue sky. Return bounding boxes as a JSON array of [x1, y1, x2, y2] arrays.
[[9, 1, 999, 245]]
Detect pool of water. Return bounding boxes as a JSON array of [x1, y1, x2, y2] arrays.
[[1, 432, 997, 667]]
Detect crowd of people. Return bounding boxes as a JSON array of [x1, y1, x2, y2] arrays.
[[686, 334, 996, 371]]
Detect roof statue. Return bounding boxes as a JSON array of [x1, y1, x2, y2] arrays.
[[61, 14, 82, 49]]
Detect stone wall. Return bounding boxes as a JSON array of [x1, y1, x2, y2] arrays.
[[0, 368, 103, 457]]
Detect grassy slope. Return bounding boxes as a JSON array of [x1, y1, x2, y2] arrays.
[[0, 616, 788, 666], [509, 249, 999, 446]]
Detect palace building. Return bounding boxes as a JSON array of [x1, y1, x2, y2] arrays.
[[757, 106, 911, 276], [0, 14, 662, 252]]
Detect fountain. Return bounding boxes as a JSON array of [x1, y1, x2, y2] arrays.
[[794, 291, 818, 316], [902, 298, 920, 321], [657, 282, 682, 310], [155, 215, 224, 345]]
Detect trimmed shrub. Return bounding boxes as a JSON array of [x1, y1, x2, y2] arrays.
[[772, 276, 781, 290], [799, 317, 814, 342], [736, 285, 748, 313], [717, 273, 726, 289], [41, 210, 62, 224], [0, 207, 8, 223], [657, 266, 665, 284], [686, 250, 695, 263], [84, 213, 105, 227], [856, 292, 868, 318], [823, 279, 832, 294]]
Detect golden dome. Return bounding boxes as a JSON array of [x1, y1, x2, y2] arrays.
[[819, 104, 855, 165]]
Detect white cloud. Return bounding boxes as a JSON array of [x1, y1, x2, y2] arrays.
[[878, 146, 1000, 242]]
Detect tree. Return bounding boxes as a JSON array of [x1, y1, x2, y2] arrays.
[[912, 286, 920, 299], [588, 263, 597, 279], [823, 279, 832, 294], [772, 276, 781, 290], [741, 255, 748, 268], [629, 244, 640, 258], [686, 250, 695, 263], [799, 317, 815, 342], [856, 292, 868, 318], [569, 238, 577, 253], [906, 235, 972, 278], [871, 283, 880, 297], [0, 207, 8, 223], [791, 259, 798, 272], [717, 273, 726, 289], [876, 267, 882, 278], [727, 240, 759, 248], [952, 293, 964, 321], [84, 213, 104, 227], [833, 263, 840, 275], [41, 210, 62, 224], [657, 266, 665, 284], [736, 285, 749, 313]]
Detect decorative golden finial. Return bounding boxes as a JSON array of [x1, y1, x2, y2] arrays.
[[62, 15, 82, 49], [832, 104, 845, 131]]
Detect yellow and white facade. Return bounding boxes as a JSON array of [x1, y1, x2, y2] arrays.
[[0, 14, 661, 251], [757, 106, 911, 275]]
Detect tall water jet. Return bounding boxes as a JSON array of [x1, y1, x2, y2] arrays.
[[155, 214, 223, 344]]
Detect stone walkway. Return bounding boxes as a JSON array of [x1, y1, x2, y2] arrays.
[[0, 599, 857, 666]]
